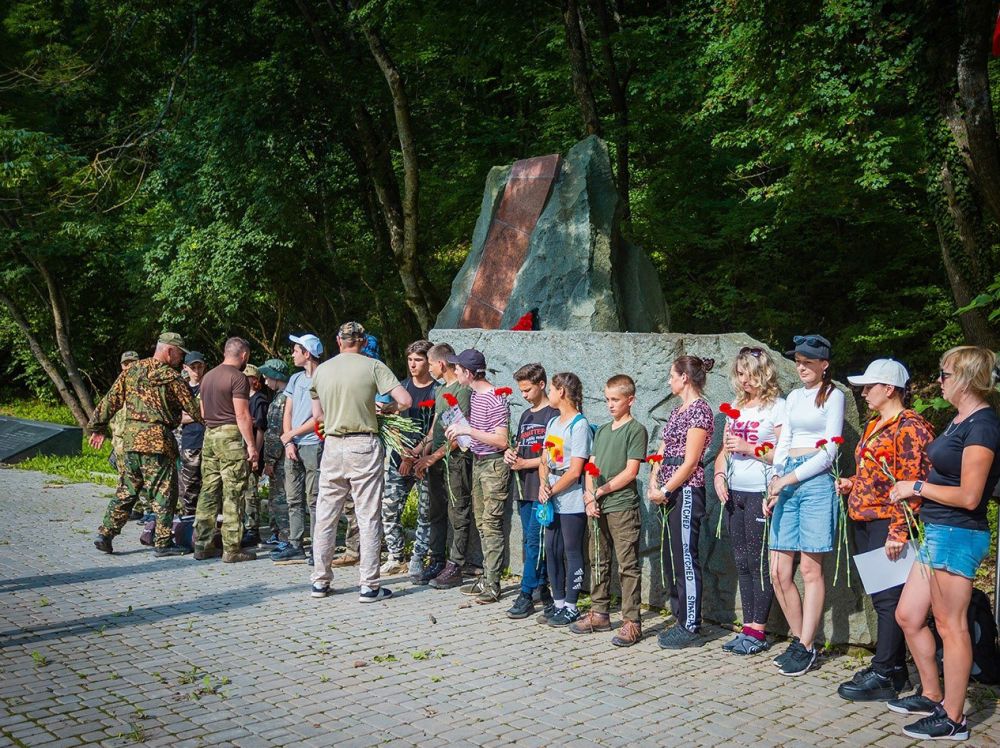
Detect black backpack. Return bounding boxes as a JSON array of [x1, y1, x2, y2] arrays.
[[929, 589, 1000, 685]]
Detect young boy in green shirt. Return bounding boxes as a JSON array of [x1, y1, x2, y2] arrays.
[[570, 374, 648, 646]]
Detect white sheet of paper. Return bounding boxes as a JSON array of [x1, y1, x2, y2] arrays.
[[853, 541, 918, 594]]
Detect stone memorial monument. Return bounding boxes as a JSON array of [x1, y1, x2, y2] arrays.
[[431, 137, 873, 645]]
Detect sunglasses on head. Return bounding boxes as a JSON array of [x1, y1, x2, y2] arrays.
[[793, 335, 827, 348], [739, 346, 764, 358]]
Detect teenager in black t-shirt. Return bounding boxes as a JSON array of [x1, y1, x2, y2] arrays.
[[504, 364, 558, 620], [891, 347, 1000, 742]]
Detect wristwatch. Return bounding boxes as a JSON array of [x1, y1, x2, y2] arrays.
[[913, 480, 924, 496]]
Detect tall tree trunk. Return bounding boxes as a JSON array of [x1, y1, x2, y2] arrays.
[[563, 0, 603, 136], [0, 290, 91, 427], [293, 0, 435, 334], [956, 0, 1000, 225], [588, 0, 630, 219], [355, 14, 437, 334], [33, 260, 95, 417]]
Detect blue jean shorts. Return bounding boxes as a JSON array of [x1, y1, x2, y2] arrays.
[[769, 455, 838, 553], [919, 523, 991, 579]]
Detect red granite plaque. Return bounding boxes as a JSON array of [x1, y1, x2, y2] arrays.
[[459, 153, 561, 329]]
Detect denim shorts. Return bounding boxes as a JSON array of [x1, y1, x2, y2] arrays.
[[918, 523, 991, 579], [769, 455, 838, 553]]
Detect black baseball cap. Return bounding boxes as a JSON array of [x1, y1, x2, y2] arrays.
[[785, 335, 832, 361], [446, 348, 487, 374]]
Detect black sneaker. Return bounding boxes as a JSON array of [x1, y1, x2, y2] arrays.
[[535, 601, 558, 624], [902, 705, 969, 741], [773, 637, 801, 668], [779, 643, 817, 676], [838, 666, 906, 702], [311, 583, 330, 599], [547, 607, 580, 627], [94, 535, 113, 554], [240, 529, 260, 548], [271, 544, 306, 564], [153, 543, 190, 558], [731, 634, 770, 656], [506, 593, 535, 620], [657, 625, 703, 650], [359, 586, 392, 603], [888, 691, 940, 716], [721, 633, 744, 652], [415, 561, 445, 586], [262, 533, 281, 547]]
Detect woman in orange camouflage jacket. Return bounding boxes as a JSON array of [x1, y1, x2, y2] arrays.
[[834, 359, 933, 704]]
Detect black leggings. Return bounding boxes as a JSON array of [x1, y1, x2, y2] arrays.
[[725, 490, 774, 626], [545, 512, 586, 606], [853, 518, 906, 672]]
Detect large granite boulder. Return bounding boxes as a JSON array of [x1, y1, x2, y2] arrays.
[[434, 136, 669, 333], [429, 328, 876, 646]]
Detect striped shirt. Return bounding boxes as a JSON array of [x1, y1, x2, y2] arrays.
[[469, 390, 508, 456]]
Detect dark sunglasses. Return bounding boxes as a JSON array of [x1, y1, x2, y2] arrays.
[[793, 335, 827, 347], [739, 347, 764, 358], [938, 370, 953, 380]]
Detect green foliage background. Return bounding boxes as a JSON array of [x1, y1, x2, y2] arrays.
[[1, 0, 997, 395]]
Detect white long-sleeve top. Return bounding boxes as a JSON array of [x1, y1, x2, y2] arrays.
[[772, 385, 845, 482]]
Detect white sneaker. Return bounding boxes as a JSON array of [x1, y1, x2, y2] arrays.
[[379, 558, 408, 575]]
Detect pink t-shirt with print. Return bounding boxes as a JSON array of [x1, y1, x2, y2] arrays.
[[658, 398, 715, 489]]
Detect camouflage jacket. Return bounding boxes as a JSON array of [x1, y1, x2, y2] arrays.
[[263, 389, 288, 468], [88, 358, 203, 458]]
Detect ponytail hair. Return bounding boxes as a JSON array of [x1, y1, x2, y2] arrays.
[[673, 355, 715, 394], [551, 372, 584, 412], [815, 366, 836, 408]]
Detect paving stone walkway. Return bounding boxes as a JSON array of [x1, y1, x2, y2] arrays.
[[0, 468, 997, 747]]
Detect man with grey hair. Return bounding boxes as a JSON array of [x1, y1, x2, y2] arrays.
[[192, 337, 258, 563], [88, 333, 201, 556]]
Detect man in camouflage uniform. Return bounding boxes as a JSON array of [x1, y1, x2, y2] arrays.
[[88, 333, 201, 557], [192, 337, 257, 563], [259, 358, 291, 544], [109, 351, 151, 520]]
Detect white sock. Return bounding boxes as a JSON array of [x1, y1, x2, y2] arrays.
[[554, 599, 565, 609], [564, 603, 578, 613], [361, 585, 374, 594]]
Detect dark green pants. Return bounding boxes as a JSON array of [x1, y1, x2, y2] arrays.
[[99, 452, 178, 548]]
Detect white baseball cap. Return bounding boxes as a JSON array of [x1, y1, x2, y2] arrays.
[[289, 333, 323, 358], [847, 358, 910, 388]]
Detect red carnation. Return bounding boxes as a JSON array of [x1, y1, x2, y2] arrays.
[[584, 463, 601, 477], [510, 311, 534, 331], [754, 446, 765, 457], [544, 441, 555, 449], [831, 435, 845, 445], [719, 403, 733, 416], [443, 393, 459, 407], [728, 408, 741, 420], [815, 438, 828, 448], [418, 399, 436, 409], [760, 441, 775, 451], [494, 387, 513, 397], [646, 454, 663, 464], [314, 421, 325, 440], [530, 443, 543, 454]]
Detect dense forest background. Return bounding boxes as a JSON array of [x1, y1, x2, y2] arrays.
[[3, 0, 1000, 427]]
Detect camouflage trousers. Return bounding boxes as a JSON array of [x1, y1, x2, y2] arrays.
[[113, 446, 150, 514], [99, 451, 178, 548], [193, 425, 249, 553], [243, 472, 260, 531], [266, 458, 291, 540]]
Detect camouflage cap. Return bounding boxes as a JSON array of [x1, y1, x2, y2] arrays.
[[243, 364, 260, 378], [157, 332, 189, 353], [120, 350, 140, 364], [258, 358, 290, 382], [337, 321, 366, 342]]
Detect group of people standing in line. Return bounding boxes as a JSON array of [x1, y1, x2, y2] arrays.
[[86, 327, 1000, 743]]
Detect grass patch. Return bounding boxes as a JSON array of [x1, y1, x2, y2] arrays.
[[0, 398, 80, 426]]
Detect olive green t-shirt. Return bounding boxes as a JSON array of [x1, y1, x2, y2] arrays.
[[432, 380, 471, 449], [309, 353, 400, 436], [592, 418, 649, 513]]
